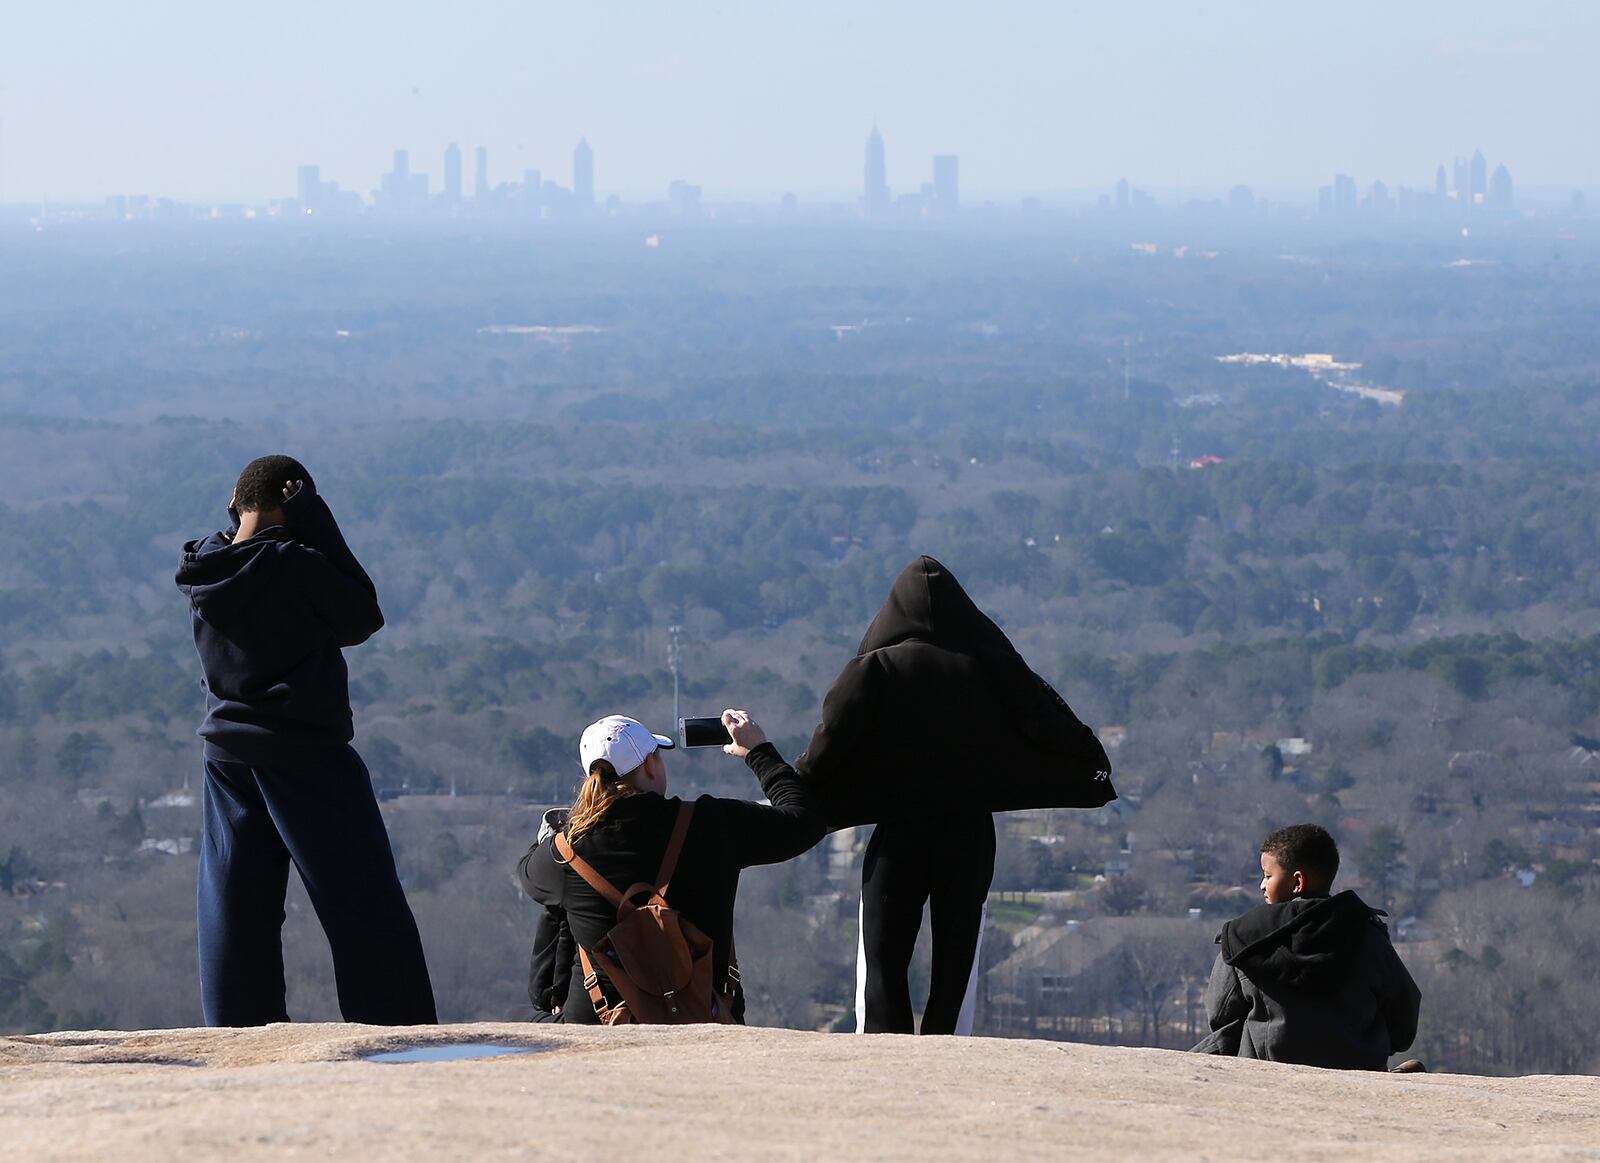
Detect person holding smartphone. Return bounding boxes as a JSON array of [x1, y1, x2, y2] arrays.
[[516, 709, 824, 1023]]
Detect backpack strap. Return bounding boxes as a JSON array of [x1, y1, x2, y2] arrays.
[[554, 801, 696, 1022], [554, 831, 624, 908], [655, 801, 694, 894], [574, 944, 615, 1021]]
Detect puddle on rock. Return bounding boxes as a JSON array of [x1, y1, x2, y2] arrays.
[[363, 1042, 547, 1064]]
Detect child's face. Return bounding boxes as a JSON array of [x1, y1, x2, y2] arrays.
[[1259, 851, 1301, 904]]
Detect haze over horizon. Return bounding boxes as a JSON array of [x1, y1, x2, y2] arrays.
[[1, 0, 1595, 204]]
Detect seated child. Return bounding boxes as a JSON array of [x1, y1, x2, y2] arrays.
[[1193, 823, 1421, 1070]]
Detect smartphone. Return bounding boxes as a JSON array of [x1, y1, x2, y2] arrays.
[[680, 716, 733, 748]]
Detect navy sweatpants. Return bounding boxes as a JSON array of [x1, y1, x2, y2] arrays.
[[198, 746, 437, 1027], [858, 811, 996, 1035]]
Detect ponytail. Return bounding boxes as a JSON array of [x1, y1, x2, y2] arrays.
[[566, 758, 637, 841]]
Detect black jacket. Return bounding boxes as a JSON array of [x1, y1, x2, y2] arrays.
[[517, 742, 824, 1023], [175, 483, 383, 764], [796, 555, 1115, 829], [1196, 890, 1422, 1070], [528, 908, 576, 1016]]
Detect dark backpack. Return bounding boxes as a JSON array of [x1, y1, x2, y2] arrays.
[[554, 801, 739, 1025]]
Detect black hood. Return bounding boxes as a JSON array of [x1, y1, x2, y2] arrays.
[[176, 527, 295, 629], [1220, 891, 1380, 991], [856, 556, 1015, 657]]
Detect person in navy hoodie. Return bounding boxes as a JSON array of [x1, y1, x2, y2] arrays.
[[176, 455, 436, 1027]]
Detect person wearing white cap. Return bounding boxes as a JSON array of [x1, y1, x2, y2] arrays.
[[517, 708, 824, 1023]]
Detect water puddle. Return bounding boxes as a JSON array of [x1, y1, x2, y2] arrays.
[[363, 1041, 547, 1064]]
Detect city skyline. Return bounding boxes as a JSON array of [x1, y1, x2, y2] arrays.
[[5, 120, 1585, 214], [1, 2, 1596, 203], [70, 123, 1593, 227], [310, 126, 1559, 219]]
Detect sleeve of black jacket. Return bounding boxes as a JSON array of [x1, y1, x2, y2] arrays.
[[281, 484, 384, 646], [718, 742, 827, 868], [528, 907, 576, 1013], [1374, 927, 1422, 1055], [1009, 668, 1114, 782], [528, 908, 560, 1011], [794, 654, 885, 827], [518, 837, 560, 909]]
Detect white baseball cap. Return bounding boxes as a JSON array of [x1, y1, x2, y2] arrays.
[[579, 714, 675, 777]]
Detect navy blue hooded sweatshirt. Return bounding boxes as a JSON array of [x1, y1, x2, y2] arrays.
[[175, 482, 383, 764]]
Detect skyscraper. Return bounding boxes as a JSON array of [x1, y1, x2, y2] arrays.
[[1435, 164, 1447, 198], [443, 143, 462, 204], [574, 137, 595, 208], [932, 155, 958, 215], [864, 125, 889, 217], [1470, 149, 1487, 207], [1489, 163, 1513, 212], [1334, 173, 1357, 216], [1115, 178, 1130, 212], [297, 164, 321, 213], [475, 146, 489, 200], [380, 150, 410, 204], [1453, 156, 1469, 206]]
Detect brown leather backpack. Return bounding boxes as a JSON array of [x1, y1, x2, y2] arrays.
[[553, 801, 740, 1025]]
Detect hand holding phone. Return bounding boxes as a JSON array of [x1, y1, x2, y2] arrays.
[[720, 709, 768, 760], [680, 716, 733, 748]]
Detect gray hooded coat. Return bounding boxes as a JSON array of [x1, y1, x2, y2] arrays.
[[1194, 890, 1421, 1070]]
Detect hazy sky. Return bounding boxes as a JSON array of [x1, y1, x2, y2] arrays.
[[1, 0, 1594, 203]]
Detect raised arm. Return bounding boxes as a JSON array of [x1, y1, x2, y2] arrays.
[[277, 481, 384, 645], [298, 549, 385, 647], [281, 479, 379, 597], [718, 709, 826, 869]]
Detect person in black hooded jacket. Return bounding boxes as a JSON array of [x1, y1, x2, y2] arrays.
[[175, 455, 435, 1027], [797, 556, 1115, 1035], [1193, 824, 1421, 1069]]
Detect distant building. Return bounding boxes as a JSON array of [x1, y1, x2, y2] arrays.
[[1366, 180, 1392, 216], [1317, 185, 1333, 216], [1228, 184, 1255, 215], [668, 179, 702, 217], [1115, 177, 1130, 212], [1469, 148, 1487, 207], [1489, 163, 1513, 212], [294, 164, 355, 217], [296, 164, 321, 213], [1333, 173, 1357, 215], [443, 143, 462, 204], [864, 124, 889, 217], [932, 155, 959, 215], [475, 145, 489, 200], [1435, 164, 1447, 198], [1453, 156, 1469, 206], [780, 191, 799, 216], [379, 149, 427, 208], [1574, 190, 1588, 216], [573, 137, 595, 209]]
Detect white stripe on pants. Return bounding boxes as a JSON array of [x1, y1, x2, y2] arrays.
[[855, 895, 987, 1036]]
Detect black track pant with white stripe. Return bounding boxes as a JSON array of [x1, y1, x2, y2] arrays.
[[857, 811, 996, 1035]]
